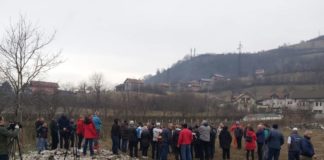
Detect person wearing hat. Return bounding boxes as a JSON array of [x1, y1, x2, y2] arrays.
[[287, 127, 302, 160]]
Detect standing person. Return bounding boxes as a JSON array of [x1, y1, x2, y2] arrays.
[[136, 122, 143, 152], [0, 116, 19, 160], [198, 120, 211, 160], [256, 124, 265, 160], [287, 128, 302, 160], [219, 126, 232, 160], [120, 120, 129, 153], [172, 125, 181, 160], [141, 126, 151, 158], [152, 122, 162, 160], [266, 124, 284, 160], [83, 116, 96, 157], [92, 111, 102, 151], [210, 125, 217, 160], [58, 114, 71, 150], [76, 115, 84, 152], [35, 117, 44, 150], [111, 119, 121, 155], [245, 127, 257, 160], [178, 123, 193, 160], [233, 121, 244, 150], [160, 123, 172, 160], [300, 130, 316, 160], [37, 122, 49, 153], [128, 120, 138, 158], [263, 124, 271, 160], [193, 125, 201, 159], [217, 123, 224, 137], [70, 118, 76, 148], [49, 118, 59, 150]]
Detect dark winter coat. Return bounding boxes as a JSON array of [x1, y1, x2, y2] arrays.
[[219, 127, 232, 149], [111, 123, 121, 138], [256, 129, 265, 144], [128, 126, 138, 142], [301, 136, 315, 158], [58, 115, 71, 132], [266, 129, 284, 150], [49, 120, 59, 135], [141, 129, 151, 148], [120, 123, 129, 139]]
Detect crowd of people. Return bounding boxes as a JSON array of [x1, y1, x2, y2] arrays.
[[35, 111, 102, 157], [108, 120, 317, 160], [0, 113, 319, 160]]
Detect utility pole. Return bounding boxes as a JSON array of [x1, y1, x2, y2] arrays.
[[237, 42, 243, 77]]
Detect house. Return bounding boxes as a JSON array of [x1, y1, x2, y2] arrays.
[[187, 80, 201, 92], [255, 69, 265, 79], [116, 78, 144, 92], [257, 92, 291, 112], [232, 92, 256, 112], [257, 91, 324, 114], [211, 74, 225, 81], [290, 91, 324, 113], [27, 81, 59, 95]]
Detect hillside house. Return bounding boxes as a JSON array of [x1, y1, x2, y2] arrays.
[[27, 81, 59, 95], [232, 92, 256, 112], [257, 92, 291, 112], [116, 78, 144, 92], [211, 74, 225, 81], [290, 91, 324, 113], [255, 69, 265, 79]]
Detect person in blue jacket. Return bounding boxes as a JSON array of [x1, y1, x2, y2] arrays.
[[256, 124, 265, 160], [300, 130, 316, 160], [92, 111, 102, 151], [266, 124, 284, 160]]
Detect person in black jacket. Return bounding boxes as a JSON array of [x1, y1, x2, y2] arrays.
[[141, 126, 151, 158], [172, 125, 181, 160], [49, 118, 59, 150], [128, 120, 138, 158], [58, 115, 71, 150], [210, 125, 217, 160], [219, 126, 232, 160], [120, 120, 129, 153], [111, 119, 121, 155]]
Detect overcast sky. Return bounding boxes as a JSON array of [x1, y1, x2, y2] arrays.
[[1, 0, 324, 87]]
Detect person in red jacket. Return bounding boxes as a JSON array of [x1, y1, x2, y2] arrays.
[[178, 123, 193, 160], [83, 116, 97, 157], [76, 115, 84, 151], [245, 127, 257, 160]]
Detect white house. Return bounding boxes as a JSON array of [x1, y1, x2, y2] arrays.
[[233, 92, 256, 112], [290, 91, 324, 113]]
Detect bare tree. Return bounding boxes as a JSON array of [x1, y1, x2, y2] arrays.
[[0, 16, 62, 120], [89, 73, 104, 108]]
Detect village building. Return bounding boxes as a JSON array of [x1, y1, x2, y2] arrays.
[[290, 91, 324, 113], [116, 78, 144, 92], [255, 69, 265, 79], [232, 92, 256, 112], [26, 81, 59, 95]]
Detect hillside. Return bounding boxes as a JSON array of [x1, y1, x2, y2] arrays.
[[145, 36, 324, 84]]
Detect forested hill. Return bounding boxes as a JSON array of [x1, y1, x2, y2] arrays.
[[145, 36, 324, 84]]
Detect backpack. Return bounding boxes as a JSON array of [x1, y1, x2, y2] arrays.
[[246, 135, 253, 142], [289, 134, 302, 152], [234, 127, 242, 138]]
